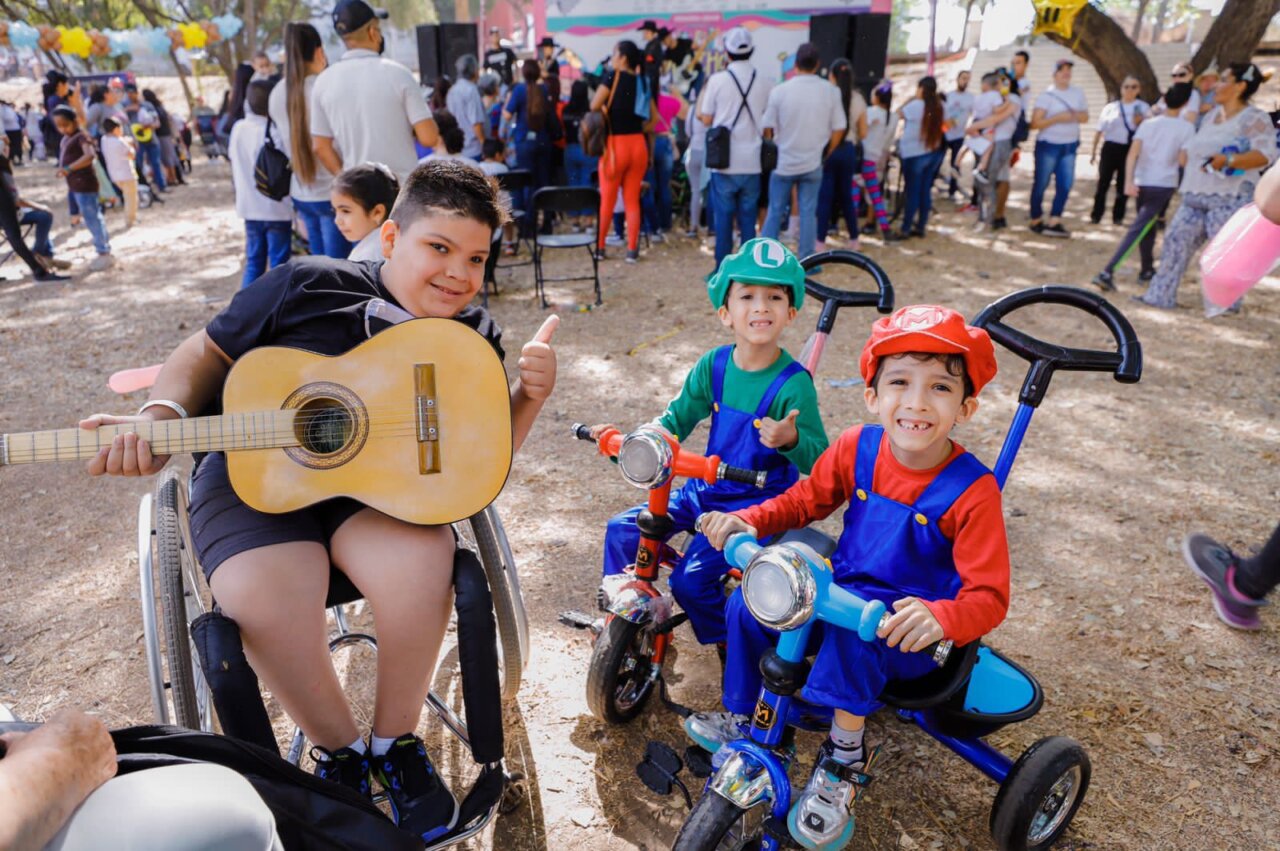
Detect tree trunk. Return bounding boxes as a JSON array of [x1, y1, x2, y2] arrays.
[[960, 0, 976, 49], [1151, 0, 1170, 41], [1191, 0, 1280, 70], [1130, 0, 1150, 42], [169, 49, 197, 116], [244, 0, 258, 59], [1046, 4, 1159, 102]]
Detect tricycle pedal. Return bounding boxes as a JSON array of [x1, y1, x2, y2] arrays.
[[558, 610, 602, 634], [636, 741, 691, 807], [683, 745, 713, 778], [654, 611, 689, 635]]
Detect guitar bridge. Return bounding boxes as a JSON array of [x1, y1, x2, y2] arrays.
[[415, 364, 440, 474]]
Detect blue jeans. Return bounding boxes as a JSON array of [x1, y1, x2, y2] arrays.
[[70, 191, 110, 255], [652, 134, 674, 232], [1030, 140, 1078, 221], [515, 137, 552, 236], [901, 148, 946, 233], [710, 172, 761, 266], [136, 139, 166, 191], [564, 142, 598, 216], [243, 220, 291, 287], [818, 141, 859, 241], [292, 198, 351, 258], [762, 166, 823, 257], [20, 208, 54, 256]]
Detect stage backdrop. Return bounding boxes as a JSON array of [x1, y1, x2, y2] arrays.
[[540, 1, 889, 83]]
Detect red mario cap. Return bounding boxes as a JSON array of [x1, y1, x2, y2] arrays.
[[859, 305, 998, 396]]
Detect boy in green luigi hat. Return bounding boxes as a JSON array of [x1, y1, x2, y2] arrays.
[[587, 237, 828, 653]]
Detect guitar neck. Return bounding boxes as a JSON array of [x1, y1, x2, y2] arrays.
[[0, 411, 300, 466]]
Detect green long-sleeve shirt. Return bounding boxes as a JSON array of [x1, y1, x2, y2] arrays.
[[656, 347, 828, 474]]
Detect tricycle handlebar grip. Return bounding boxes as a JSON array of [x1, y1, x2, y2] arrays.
[[571, 423, 594, 441], [722, 532, 762, 570], [874, 613, 952, 667], [720, 464, 767, 489]]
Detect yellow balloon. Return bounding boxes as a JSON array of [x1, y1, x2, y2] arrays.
[[179, 21, 208, 50], [1031, 0, 1089, 39], [59, 25, 94, 59]]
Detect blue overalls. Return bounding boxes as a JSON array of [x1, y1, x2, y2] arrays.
[[722, 425, 992, 716], [603, 346, 807, 645]]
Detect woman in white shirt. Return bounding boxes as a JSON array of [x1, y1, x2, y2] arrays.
[[1090, 76, 1148, 225], [269, 23, 350, 258], [893, 75, 945, 238], [1137, 63, 1277, 313], [817, 59, 866, 248]]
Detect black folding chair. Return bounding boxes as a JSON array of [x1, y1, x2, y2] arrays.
[[531, 186, 601, 308], [0, 221, 35, 269]]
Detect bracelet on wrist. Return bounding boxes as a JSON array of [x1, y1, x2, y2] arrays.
[[138, 399, 189, 419]]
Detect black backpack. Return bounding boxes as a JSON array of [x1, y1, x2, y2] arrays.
[[254, 117, 292, 201]]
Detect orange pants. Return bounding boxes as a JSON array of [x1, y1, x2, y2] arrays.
[[597, 133, 646, 252]]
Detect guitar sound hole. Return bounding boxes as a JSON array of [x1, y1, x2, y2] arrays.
[[296, 401, 353, 455]]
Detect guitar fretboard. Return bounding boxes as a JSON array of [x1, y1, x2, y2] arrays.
[[0, 411, 301, 465]]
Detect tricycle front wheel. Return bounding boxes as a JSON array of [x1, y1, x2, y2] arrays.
[[990, 736, 1091, 851], [585, 617, 659, 723], [672, 789, 764, 851]]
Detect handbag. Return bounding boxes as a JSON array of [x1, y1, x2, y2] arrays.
[[583, 72, 620, 159], [254, 117, 291, 202], [760, 137, 778, 173], [706, 68, 756, 170]]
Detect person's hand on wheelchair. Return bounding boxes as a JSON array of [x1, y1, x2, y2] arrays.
[[878, 597, 945, 653], [78, 413, 171, 477], [700, 511, 757, 551]]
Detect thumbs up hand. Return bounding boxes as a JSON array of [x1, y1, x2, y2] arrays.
[[758, 408, 800, 450], [517, 315, 559, 401]]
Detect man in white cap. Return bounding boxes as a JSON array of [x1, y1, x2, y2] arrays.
[[310, 0, 438, 182], [698, 26, 773, 268]]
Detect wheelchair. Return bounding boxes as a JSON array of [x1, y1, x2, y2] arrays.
[[136, 464, 531, 847]]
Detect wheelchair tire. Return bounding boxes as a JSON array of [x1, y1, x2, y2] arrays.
[[458, 506, 526, 703], [672, 790, 764, 851], [585, 617, 657, 723], [155, 468, 211, 731], [989, 736, 1091, 851]]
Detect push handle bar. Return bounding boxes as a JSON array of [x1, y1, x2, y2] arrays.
[[800, 250, 896, 334], [972, 285, 1143, 407], [571, 424, 767, 489]]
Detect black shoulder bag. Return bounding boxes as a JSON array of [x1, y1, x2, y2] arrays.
[[706, 69, 756, 170], [254, 117, 292, 202]]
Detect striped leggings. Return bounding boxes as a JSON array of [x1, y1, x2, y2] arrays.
[[850, 159, 891, 234], [1138, 190, 1251, 310]]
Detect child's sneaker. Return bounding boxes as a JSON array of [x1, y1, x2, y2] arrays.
[[1091, 271, 1115, 292], [1138, 268, 1156, 282], [684, 711, 749, 753], [311, 744, 372, 800], [372, 734, 459, 842], [786, 740, 872, 850], [1182, 532, 1266, 630]]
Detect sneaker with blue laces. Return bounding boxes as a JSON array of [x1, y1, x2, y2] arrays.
[[684, 711, 749, 754], [311, 744, 372, 800], [372, 734, 459, 842]]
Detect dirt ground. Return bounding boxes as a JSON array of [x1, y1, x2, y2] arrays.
[[0, 107, 1277, 850]]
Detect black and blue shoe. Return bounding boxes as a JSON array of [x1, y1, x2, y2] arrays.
[[373, 733, 459, 843], [311, 744, 372, 800]]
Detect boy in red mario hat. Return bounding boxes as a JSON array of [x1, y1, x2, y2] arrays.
[[694, 305, 1010, 848]]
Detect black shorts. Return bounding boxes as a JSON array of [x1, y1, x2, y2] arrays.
[[188, 453, 366, 581]]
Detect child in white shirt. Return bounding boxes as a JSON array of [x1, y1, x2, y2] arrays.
[[100, 118, 139, 227], [228, 80, 293, 288]]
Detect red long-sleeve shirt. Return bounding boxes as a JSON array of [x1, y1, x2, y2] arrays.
[[735, 425, 1010, 646]]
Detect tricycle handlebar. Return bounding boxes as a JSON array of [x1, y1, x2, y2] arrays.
[[800, 250, 896, 335]]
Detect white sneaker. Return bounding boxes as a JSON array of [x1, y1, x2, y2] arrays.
[[787, 741, 865, 849], [605, 234, 625, 247], [88, 254, 116, 272], [684, 712, 748, 753]]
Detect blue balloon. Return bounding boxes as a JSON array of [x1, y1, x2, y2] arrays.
[[144, 27, 172, 56], [213, 14, 243, 40], [9, 22, 38, 50], [106, 31, 130, 58]]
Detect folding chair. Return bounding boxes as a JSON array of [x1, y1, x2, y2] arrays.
[[531, 186, 601, 308], [0, 220, 35, 269]]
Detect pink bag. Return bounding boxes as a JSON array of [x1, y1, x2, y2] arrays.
[[1199, 203, 1280, 308]]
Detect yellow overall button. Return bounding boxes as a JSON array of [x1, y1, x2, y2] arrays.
[[915, 513, 928, 525], [855, 488, 868, 501]]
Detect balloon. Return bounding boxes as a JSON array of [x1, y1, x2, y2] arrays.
[[9, 22, 37, 50], [213, 13, 243, 40], [201, 20, 222, 44], [59, 26, 94, 59], [0, 22, 10, 49], [144, 27, 172, 56], [179, 21, 207, 50], [168, 28, 183, 51], [37, 25, 62, 53], [106, 31, 131, 58], [1199, 203, 1280, 308], [89, 29, 110, 58]]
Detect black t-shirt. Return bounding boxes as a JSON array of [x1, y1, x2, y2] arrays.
[[206, 256, 504, 377], [484, 47, 518, 87], [643, 39, 664, 101], [606, 72, 644, 136]]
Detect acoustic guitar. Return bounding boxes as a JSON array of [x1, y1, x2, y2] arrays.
[[0, 319, 513, 526]]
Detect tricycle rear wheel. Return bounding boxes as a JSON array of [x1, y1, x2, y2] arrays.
[[585, 617, 658, 723], [672, 790, 764, 851], [990, 735, 1091, 850]]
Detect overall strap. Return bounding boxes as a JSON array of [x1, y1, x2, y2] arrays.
[[710, 345, 733, 405], [912, 451, 992, 521], [753, 360, 808, 419], [853, 425, 883, 493]]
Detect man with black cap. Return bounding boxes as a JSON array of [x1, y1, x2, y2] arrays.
[[310, 0, 438, 182], [538, 36, 561, 79], [483, 26, 517, 88], [638, 19, 664, 102]]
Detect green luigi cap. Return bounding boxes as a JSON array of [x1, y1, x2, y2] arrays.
[[707, 237, 805, 311]]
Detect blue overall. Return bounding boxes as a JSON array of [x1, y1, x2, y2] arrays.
[[603, 346, 807, 645], [723, 425, 992, 716]]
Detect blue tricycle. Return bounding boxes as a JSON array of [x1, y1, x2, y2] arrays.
[[664, 285, 1143, 851]]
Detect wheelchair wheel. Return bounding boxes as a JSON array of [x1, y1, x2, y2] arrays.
[[672, 791, 763, 851], [989, 736, 1091, 851], [585, 617, 657, 723], [155, 467, 214, 731], [455, 505, 527, 703]]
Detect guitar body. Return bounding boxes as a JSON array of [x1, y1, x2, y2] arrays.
[[222, 318, 512, 525]]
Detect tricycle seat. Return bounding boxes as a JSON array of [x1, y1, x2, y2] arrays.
[[881, 640, 981, 710], [775, 527, 838, 559]]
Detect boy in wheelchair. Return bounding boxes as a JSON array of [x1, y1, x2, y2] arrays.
[[698, 305, 1010, 847], [78, 161, 557, 843]]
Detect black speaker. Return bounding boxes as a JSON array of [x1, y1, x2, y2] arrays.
[[850, 13, 890, 87], [808, 13, 853, 74], [416, 23, 478, 82]]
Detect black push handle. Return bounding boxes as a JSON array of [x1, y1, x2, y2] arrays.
[[720, 464, 767, 489], [571, 423, 594, 441], [972, 286, 1143, 407], [800, 250, 895, 335]]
